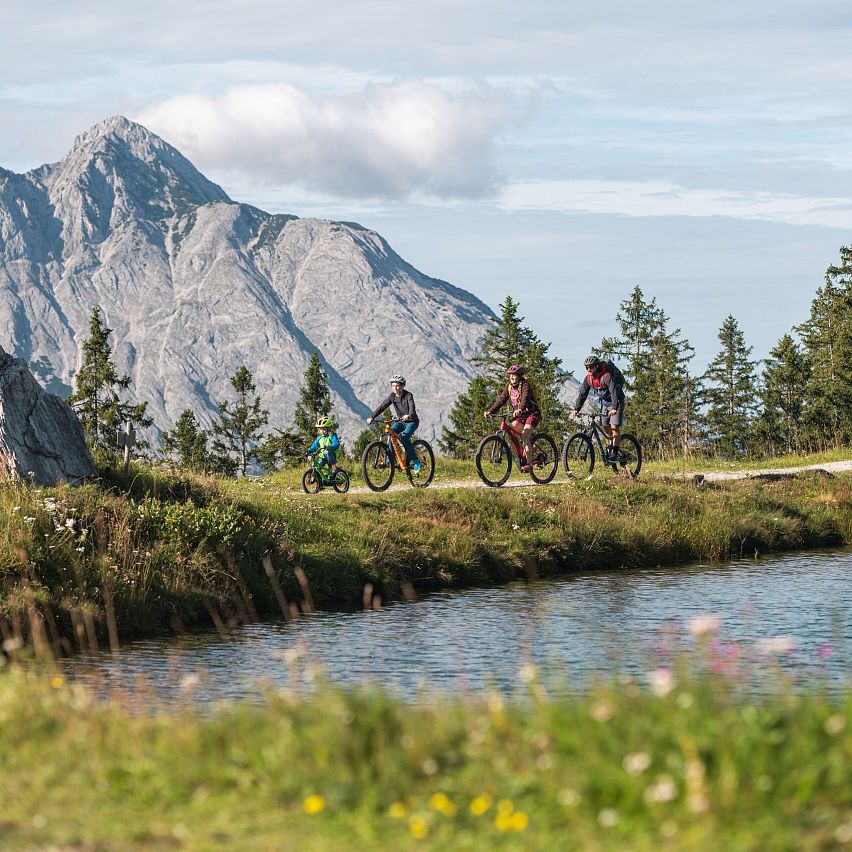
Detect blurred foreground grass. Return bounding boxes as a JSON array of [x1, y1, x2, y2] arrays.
[[0, 658, 849, 850]]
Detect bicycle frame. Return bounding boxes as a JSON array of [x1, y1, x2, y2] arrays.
[[377, 420, 416, 470], [308, 453, 338, 484], [493, 416, 528, 461]]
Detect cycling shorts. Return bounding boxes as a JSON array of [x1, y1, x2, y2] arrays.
[[513, 413, 541, 429]]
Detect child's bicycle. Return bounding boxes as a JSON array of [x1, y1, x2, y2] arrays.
[[360, 419, 435, 492], [474, 411, 559, 487], [562, 410, 642, 479], [301, 452, 350, 494]]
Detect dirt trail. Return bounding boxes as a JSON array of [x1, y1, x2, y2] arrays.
[[344, 459, 852, 495]]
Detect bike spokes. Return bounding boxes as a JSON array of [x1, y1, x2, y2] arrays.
[[361, 441, 395, 492], [475, 434, 512, 487], [407, 440, 435, 488], [529, 433, 558, 484]]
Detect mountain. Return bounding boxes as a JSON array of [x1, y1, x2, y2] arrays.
[[0, 116, 496, 444]]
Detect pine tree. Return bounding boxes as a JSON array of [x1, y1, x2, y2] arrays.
[[293, 352, 334, 445], [351, 427, 377, 465], [471, 296, 569, 436], [600, 286, 666, 384], [255, 428, 303, 472], [210, 366, 269, 477], [756, 334, 808, 455], [796, 246, 852, 448], [161, 409, 210, 472], [438, 375, 492, 458], [68, 307, 151, 451], [702, 315, 758, 457]]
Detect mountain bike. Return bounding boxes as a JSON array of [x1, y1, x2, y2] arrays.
[[562, 411, 642, 479], [360, 419, 435, 492], [474, 412, 559, 487], [302, 452, 350, 494]]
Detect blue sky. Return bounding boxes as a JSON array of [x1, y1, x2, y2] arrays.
[[2, 0, 851, 375]]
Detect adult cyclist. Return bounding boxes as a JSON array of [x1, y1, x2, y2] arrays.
[[484, 364, 540, 472], [367, 375, 421, 473], [572, 355, 625, 463]]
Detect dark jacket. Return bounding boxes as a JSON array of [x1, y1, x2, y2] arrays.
[[573, 370, 623, 411], [371, 389, 419, 424], [486, 380, 540, 418]]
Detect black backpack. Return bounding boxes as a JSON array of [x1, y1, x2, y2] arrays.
[[601, 359, 626, 387]]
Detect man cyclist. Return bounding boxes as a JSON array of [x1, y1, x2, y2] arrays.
[[367, 375, 421, 473], [484, 364, 540, 473], [572, 355, 625, 463]]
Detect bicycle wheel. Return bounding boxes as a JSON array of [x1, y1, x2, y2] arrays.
[[616, 434, 642, 479], [562, 433, 595, 478], [361, 441, 395, 492], [529, 433, 558, 484], [332, 469, 350, 494], [301, 469, 321, 494], [475, 434, 512, 487], [406, 440, 435, 488]]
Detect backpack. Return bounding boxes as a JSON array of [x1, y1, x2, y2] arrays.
[[601, 359, 626, 387]]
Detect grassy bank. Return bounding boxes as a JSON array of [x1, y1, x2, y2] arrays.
[[1, 463, 851, 647], [1, 661, 850, 849]]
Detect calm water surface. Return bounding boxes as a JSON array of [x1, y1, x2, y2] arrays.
[[62, 548, 851, 705]]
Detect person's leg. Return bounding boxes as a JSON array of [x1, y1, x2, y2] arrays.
[[608, 398, 625, 459], [395, 421, 417, 463], [520, 414, 538, 464]]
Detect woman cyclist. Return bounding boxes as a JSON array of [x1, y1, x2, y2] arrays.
[[367, 375, 421, 472], [484, 364, 540, 472]]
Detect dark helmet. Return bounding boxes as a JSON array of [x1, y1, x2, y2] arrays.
[[506, 364, 525, 376], [584, 355, 601, 370]]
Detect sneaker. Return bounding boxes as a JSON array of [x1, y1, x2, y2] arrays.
[[411, 460, 422, 473], [520, 463, 532, 473]]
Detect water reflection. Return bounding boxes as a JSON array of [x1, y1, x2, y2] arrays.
[[63, 548, 851, 707]]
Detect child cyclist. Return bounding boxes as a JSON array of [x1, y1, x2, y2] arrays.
[[484, 364, 541, 472], [366, 375, 421, 472], [306, 416, 341, 473]]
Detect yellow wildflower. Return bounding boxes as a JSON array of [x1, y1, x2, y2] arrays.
[[303, 794, 325, 815], [408, 816, 429, 840], [497, 799, 514, 815], [50, 676, 64, 689], [429, 792, 456, 816], [495, 811, 514, 832], [469, 794, 492, 816], [388, 802, 407, 819], [510, 811, 529, 831]]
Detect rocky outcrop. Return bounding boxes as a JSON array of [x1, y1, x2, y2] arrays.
[[0, 116, 494, 443], [0, 345, 95, 485]]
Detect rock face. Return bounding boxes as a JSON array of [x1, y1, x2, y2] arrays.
[[0, 345, 95, 485], [0, 116, 495, 443]]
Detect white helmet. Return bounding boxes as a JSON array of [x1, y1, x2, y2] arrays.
[[389, 375, 406, 386]]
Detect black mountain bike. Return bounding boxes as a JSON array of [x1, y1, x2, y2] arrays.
[[562, 411, 642, 479], [475, 412, 559, 487], [360, 419, 435, 491]]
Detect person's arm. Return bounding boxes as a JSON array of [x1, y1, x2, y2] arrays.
[[368, 395, 393, 422], [517, 382, 532, 414], [572, 377, 590, 413], [307, 437, 320, 454], [602, 374, 619, 412], [403, 392, 418, 422], [485, 387, 510, 416], [329, 434, 341, 450]]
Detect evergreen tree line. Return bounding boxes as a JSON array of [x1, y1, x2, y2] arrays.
[[441, 245, 852, 460], [67, 309, 343, 476]]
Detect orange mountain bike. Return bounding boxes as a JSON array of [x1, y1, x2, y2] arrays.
[[360, 419, 435, 491]]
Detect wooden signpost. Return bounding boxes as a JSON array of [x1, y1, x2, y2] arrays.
[[117, 420, 136, 478]]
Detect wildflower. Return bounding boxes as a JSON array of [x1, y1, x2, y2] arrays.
[[598, 808, 618, 828], [825, 714, 846, 736], [518, 662, 538, 683], [422, 759, 438, 776], [24, 516, 36, 524], [511, 523, 520, 530], [688, 613, 721, 637], [756, 636, 795, 655], [676, 692, 694, 710], [303, 794, 325, 815], [644, 775, 678, 804], [622, 752, 651, 776], [509, 811, 529, 831], [497, 799, 514, 815], [469, 794, 492, 816], [408, 816, 429, 839], [648, 666, 675, 697], [429, 792, 456, 816], [2, 638, 23, 653], [75, 547, 85, 553], [557, 788, 581, 807], [12, 506, 20, 512], [50, 676, 64, 689], [591, 700, 614, 722], [494, 811, 514, 832], [388, 802, 407, 819]]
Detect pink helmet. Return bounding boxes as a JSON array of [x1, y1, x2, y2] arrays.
[[506, 364, 525, 375]]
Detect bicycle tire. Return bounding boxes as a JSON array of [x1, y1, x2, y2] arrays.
[[332, 469, 351, 493], [528, 432, 559, 484], [475, 434, 512, 487], [616, 433, 642, 479], [562, 432, 595, 478], [301, 469, 321, 494], [361, 441, 394, 492], [406, 439, 435, 488]]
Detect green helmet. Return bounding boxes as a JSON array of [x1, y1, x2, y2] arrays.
[[315, 416, 334, 429]]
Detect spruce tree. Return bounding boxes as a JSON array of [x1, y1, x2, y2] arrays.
[[210, 366, 269, 477], [471, 296, 569, 436], [756, 334, 808, 455], [796, 246, 852, 448], [161, 409, 210, 472], [438, 375, 492, 458], [702, 315, 758, 457], [293, 352, 334, 445], [68, 307, 151, 451], [255, 428, 303, 472]]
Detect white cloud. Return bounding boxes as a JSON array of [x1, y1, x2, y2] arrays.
[[497, 179, 852, 230], [137, 80, 520, 199]]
